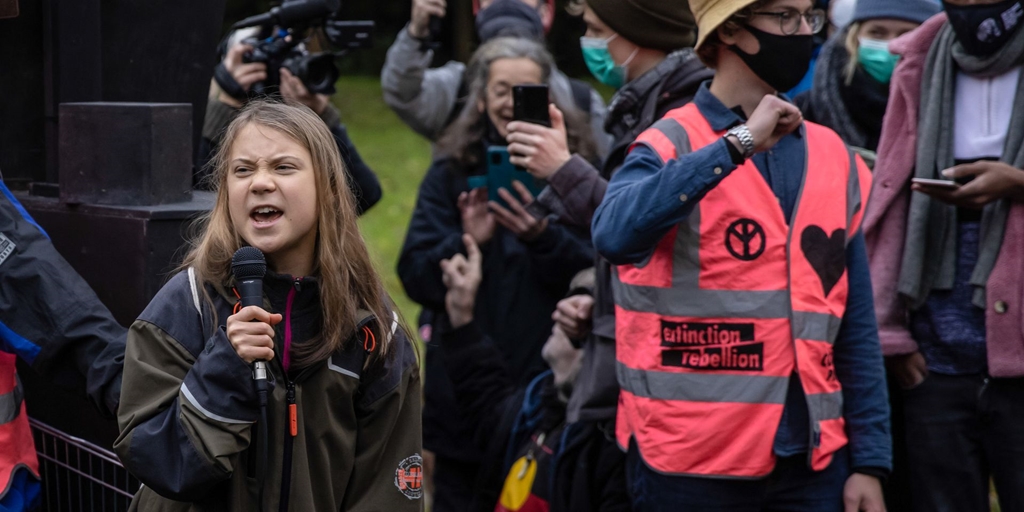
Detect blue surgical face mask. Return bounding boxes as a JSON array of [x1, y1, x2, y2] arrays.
[[857, 37, 899, 84], [579, 34, 637, 89]]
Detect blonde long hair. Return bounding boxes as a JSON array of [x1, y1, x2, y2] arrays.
[[182, 100, 398, 366], [843, 23, 862, 85]]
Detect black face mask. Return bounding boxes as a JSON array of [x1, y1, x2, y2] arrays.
[[943, 0, 1024, 57], [729, 25, 815, 92]]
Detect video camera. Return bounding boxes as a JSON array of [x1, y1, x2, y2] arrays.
[[228, 0, 374, 96]]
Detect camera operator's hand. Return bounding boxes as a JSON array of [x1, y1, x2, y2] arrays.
[[409, 0, 446, 39], [441, 234, 483, 329], [219, 43, 267, 108], [280, 68, 330, 116]]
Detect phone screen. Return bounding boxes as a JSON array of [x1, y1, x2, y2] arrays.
[[513, 85, 551, 127]]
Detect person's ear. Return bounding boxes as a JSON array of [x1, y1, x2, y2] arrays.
[[538, 3, 554, 32], [477, 97, 486, 114], [718, 21, 742, 45]]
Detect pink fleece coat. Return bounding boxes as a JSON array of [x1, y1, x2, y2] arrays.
[[865, 13, 1024, 377]]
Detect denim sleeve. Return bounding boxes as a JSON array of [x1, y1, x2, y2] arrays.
[[834, 232, 893, 472], [591, 140, 737, 265]]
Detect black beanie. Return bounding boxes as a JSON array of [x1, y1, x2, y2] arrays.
[[587, 0, 697, 51]]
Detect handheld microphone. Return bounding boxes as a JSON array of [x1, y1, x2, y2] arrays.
[[231, 246, 271, 507], [231, 246, 269, 381]]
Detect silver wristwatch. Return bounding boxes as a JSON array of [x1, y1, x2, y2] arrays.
[[726, 124, 756, 159]]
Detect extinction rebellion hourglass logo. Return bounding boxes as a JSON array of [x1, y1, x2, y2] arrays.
[[660, 321, 763, 371]]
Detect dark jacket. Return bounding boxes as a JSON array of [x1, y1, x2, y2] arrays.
[[115, 270, 422, 511], [535, 49, 713, 422], [398, 155, 593, 461], [198, 100, 382, 214], [439, 321, 629, 512], [0, 179, 125, 417]]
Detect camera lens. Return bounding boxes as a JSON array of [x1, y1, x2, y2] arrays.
[[290, 53, 339, 95]]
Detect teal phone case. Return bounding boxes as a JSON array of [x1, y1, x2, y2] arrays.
[[481, 146, 545, 208]]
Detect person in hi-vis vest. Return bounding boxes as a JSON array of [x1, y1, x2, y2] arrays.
[[0, 173, 127, 511], [591, 0, 890, 510]]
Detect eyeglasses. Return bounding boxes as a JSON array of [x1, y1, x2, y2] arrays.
[[750, 8, 826, 35]]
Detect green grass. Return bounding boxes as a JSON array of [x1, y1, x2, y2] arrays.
[[330, 76, 431, 335]]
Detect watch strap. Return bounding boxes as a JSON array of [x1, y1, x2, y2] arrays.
[[726, 124, 756, 159]]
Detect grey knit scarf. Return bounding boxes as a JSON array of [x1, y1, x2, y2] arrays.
[[899, 22, 1024, 309]]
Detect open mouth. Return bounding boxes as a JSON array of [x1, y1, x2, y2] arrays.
[[250, 206, 283, 225]]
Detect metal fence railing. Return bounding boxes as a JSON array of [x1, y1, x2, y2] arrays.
[[29, 418, 140, 511]]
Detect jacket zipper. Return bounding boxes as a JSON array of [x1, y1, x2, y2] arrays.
[[279, 381, 296, 512], [277, 278, 301, 512]]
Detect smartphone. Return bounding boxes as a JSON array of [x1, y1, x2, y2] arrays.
[[911, 177, 960, 189], [486, 146, 545, 208], [513, 84, 551, 127]]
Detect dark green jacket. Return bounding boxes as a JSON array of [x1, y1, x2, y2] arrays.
[[115, 270, 422, 511]]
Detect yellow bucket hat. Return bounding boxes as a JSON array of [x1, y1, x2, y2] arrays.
[[691, 0, 761, 50]]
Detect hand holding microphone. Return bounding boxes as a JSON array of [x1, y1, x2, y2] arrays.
[[229, 247, 281, 365], [226, 307, 281, 363]]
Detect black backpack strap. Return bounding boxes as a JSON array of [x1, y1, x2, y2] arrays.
[[568, 78, 593, 115]]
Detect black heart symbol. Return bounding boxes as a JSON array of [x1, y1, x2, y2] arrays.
[[800, 226, 846, 296]]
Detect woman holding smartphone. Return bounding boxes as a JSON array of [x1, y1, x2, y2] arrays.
[[396, 36, 595, 511]]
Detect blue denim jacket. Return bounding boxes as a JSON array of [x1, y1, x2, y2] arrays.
[[592, 83, 892, 473]]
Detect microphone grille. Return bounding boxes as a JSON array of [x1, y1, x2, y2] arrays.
[[231, 246, 267, 280]]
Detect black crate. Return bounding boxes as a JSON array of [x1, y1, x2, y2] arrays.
[[58, 102, 193, 206]]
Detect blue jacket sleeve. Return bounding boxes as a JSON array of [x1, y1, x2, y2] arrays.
[[834, 232, 892, 472], [591, 141, 738, 265], [0, 182, 126, 417]]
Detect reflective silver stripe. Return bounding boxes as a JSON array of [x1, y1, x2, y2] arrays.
[[328, 361, 360, 380], [650, 117, 692, 158], [180, 382, 253, 424], [846, 149, 861, 242], [617, 362, 789, 404], [807, 390, 843, 421], [792, 311, 842, 344], [613, 278, 792, 318], [0, 375, 24, 426], [188, 267, 203, 321]]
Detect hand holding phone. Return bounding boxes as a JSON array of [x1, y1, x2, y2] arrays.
[[481, 146, 545, 209], [513, 84, 551, 127]]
